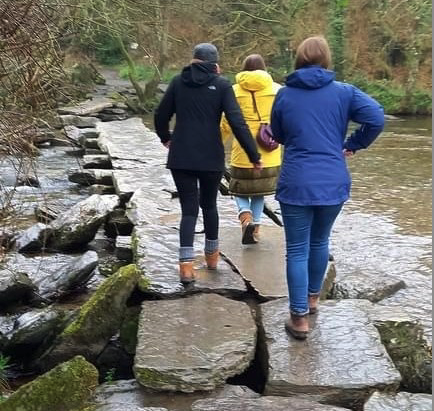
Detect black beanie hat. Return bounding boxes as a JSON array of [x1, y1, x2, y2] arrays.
[[193, 43, 219, 63]]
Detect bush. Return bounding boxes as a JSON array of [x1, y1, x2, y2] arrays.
[[349, 75, 432, 115]]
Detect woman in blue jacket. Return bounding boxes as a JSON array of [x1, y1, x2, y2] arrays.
[[271, 36, 384, 339]]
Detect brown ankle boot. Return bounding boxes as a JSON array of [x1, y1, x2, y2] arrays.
[[285, 314, 309, 340], [239, 211, 256, 245], [308, 294, 320, 315], [179, 261, 195, 284], [205, 250, 219, 270], [253, 224, 260, 242]]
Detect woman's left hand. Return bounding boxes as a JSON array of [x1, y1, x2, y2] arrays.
[[164, 141, 171, 149], [343, 149, 354, 158]]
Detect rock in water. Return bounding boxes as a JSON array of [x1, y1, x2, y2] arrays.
[[60, 115, 101, 128], [38, 265, 140, 369], [134, 294, 257, 392], [0, 356, 98, 411], [364, 391, 432, 411], [8, 251, 98, 299], [191, 396, 352, 411], [49, 194, 119, 250], [15, 223, 50, 253], [9, 308, 65, 346], [0, 268, 35, 308], [262, 299, 401, 408]]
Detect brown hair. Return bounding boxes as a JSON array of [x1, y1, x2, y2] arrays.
[[242, 54, 266, 71], [295, 36, 332, 70]]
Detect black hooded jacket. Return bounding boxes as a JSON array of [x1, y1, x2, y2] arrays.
[[154, 63, 260, 171]]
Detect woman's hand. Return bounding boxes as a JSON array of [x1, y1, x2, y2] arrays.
[[163, 141, 171, 149], [343, 149, 354, 158], [253, 161, 263, 171]]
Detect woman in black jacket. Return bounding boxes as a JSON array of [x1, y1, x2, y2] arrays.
[[155, 43, 262, 284]]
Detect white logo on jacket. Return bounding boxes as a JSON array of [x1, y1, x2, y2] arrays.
[[208, 85, 217, 90]]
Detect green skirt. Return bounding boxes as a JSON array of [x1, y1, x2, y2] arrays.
[[229, 166, 280, 197]]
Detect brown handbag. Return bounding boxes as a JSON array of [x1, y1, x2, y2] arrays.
[[250, 91, 279, 152]]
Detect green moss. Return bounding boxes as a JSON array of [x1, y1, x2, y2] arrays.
[[63, 264, 139, 340], [137, 276, 151, 292], [135, 367, 183, 388], [377, 321, 432, 393], [119, 307, 140, 355], [0, 356, 98, 411]]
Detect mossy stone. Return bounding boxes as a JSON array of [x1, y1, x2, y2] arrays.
[[38, 265, 140, 369], [0, 356, 98, 411]]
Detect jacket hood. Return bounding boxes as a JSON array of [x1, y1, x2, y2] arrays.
[[285, 66, 335, 89], [181, 62, 217, 87], [236, 70, 273, 91]]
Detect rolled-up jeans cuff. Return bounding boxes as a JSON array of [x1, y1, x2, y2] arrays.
[[308, 292, 321, 296], [179, 246, 194, 262], [290, 309, 310, 316]]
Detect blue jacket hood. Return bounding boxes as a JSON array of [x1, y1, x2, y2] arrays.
[[286, 66, 336, 89]]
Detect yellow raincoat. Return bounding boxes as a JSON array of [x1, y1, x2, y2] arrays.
[[222, 70, 282, 169]]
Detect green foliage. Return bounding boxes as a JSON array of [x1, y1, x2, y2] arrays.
[[104, 368, 116, 383], [350, 75, 432, 115], [328, 0, 349, 79], [0, 354, 10, 394], [119, 64, 178, 83], [93, 32, 126, 66]]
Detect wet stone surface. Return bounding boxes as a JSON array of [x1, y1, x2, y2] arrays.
[[3, 251, 98, 299], [58, 98, 114, 116], [220, 226, 335, 300], [364, 391, 432, 411], [262, 298, 401, 408], [331, 273, 407, 302], [191, 396, 352, 411], [134, 294, 257, 393], [93, 380, 259, 411], [134, 225, 247, 298]]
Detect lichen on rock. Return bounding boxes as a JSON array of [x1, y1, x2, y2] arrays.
[[0, 356, 98, 411]]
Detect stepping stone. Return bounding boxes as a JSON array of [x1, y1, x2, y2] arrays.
[[133, 225, 247, 298], [60, 114, 101, 128], [331, 273, 406, 302], [220, 226, 335, 299], [134, 294, 257, 392], [364, 391, 432, 411], [83, 154, 112, 169], [58, 98, 113, 116], [97, 118, 152, 164], [192, 396, 351, 410], [93, 380, 258, 411], [262, 299, 401, 408]]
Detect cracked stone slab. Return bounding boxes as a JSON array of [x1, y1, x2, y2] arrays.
[[93, 380, 258, 411], [262, 298, 401, 408], [220, 226, 335, 300], [134, 294, 257, 393], [134, 225, 247, 297], [191, 396, 352, 411], [364, 391, 432, 411], [60, 115, 101, 128]]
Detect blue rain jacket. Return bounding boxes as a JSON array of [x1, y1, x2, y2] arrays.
[[271, 66, 384, 206]]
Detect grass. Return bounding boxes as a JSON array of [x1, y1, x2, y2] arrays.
[[118, 64, 178, 83], [0, 354, 10, 395]]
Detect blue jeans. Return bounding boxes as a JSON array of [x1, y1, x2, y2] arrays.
[[235, 196, 265, 224], [280, 202, 343, 315]]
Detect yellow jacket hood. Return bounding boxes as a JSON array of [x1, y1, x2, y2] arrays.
[[235, 70, 273, 92]]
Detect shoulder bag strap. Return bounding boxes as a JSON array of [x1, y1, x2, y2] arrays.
[[250, 91, 262, 122]]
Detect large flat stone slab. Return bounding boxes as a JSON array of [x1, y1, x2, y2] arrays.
[[191, 396, 351, 411], [134, 294, 257, 393], [262, 298, 401, 408], [134, 225, 247, 298], [364, 391, 432, 411], [93, 380, 258, 411], [220, 226, 335, 299], [58, 98, 114, 116]]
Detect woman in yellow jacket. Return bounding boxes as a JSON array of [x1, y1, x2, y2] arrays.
[[222, 54, 282, 244]]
